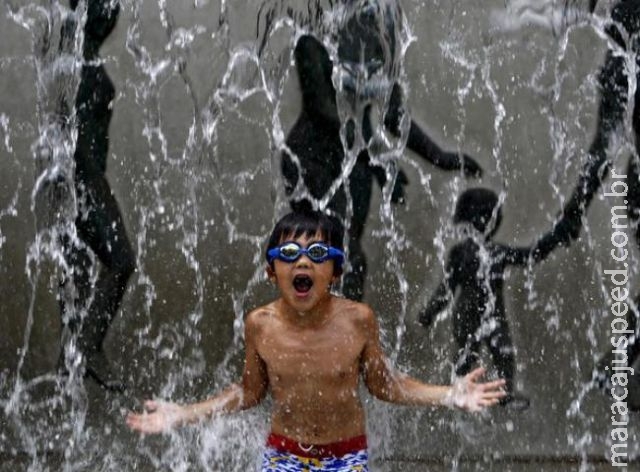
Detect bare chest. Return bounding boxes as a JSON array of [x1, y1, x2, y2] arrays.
[[258, 322, 363, 382]]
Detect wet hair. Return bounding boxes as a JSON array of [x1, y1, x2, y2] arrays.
[[453, 188, 502, 235], [266, 210, 344, 275]]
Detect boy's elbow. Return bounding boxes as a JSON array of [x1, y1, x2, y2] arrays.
[[241, 383, 268, 410], [366, 379, 398, 403], [367, 385, 389, 402], [241, 395, 262, 410]]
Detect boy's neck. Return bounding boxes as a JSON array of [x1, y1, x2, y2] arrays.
[[278, 293, 335, 327]]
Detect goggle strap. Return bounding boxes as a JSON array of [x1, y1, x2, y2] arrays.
[[328, 247, 345, 263]]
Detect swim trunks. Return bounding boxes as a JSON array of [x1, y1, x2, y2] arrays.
[[260, 433, 368, 471]]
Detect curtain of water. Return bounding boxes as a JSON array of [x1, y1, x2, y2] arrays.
[[0, 0, 639, 470]]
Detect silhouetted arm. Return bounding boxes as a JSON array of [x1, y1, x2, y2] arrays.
[[383, 83, 482, 177], [552, 38, 629, 242], [502, 245, 532, 266], [501, 223, 575, 266], [508, 42, 628, 264], [529, 146, 610, 263], [419, 248, 463, 328], [502, 186, 598, 266], [371, 165, 409, 204], [406, 122, 482, 177], [419, 279, 451, 329]]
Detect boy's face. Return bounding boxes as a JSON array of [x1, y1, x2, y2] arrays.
[[267, 231, 338, 313]]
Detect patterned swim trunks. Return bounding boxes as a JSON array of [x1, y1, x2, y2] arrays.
[[260, 433, 368, 471]]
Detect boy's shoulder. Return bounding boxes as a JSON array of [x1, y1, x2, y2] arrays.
[[245, 302, 278, 327], [331, 296, 376, 325]]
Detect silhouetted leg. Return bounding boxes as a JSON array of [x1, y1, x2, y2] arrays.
[[486, 314, 515, 389], [453, 310, 481, 377], [485, 314, 514, 381], [73, 176, 135, 389], [486, 312, 529, 409], [59, 235, 93, 352], [341, 155, 372, 301]]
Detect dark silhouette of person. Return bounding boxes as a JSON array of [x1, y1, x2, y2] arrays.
[[278, 1, 482, 301], [551, 0, 640, 407], [419, 188, 576, 409], [58, 0, 135, 391]]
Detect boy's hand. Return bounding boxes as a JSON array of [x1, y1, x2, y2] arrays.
[[126, 400, 184, 434], [443, 367, 506, 412]]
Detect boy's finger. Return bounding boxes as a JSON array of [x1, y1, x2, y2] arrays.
[[479, 398, 499, 407], [126, 415, 140, 429], [481, 379, 506, 391], [482, 391, 506, 400]]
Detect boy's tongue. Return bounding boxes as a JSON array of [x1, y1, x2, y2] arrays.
[[293, 274, 313, 293]]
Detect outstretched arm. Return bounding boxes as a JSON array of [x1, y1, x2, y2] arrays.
[[361, 307, 505, 411], [126, 312, 269, 434], [502, 224, 575, 267], [508, 44, 627, 265], [543, 44, 629, 248], [501, 218, 577, 267], [517, 143, 610, 265], [504, 150, 607, 267]]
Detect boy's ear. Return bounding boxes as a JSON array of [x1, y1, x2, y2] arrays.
[[266, 265, 276, 283]]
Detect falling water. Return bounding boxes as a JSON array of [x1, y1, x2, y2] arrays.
[[1, 0, 639, 470]]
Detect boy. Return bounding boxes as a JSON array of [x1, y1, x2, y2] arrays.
[[127, 210, 505, 471]]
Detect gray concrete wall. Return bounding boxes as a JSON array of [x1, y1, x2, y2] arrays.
[[0, 0, 638, 470]]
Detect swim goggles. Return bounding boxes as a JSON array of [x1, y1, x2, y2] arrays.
[[267, 242, 344, 266]]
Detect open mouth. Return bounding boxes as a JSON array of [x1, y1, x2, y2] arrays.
[[293, 274, 313, 294]]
